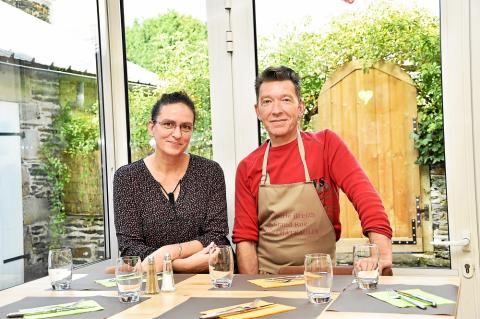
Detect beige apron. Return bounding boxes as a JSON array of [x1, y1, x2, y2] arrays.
[[257, 132, 337, 274]]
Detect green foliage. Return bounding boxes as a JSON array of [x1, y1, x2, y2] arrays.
[[125, 10, 212, 159], [128, 85, 158, 159], [260, 0, 443, 165], [41, 96, 100, 248]]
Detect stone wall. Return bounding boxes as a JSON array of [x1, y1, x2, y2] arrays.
[[63, 216, 106, 266], [0, 63, 105, 282], [430, 166, 450, 265], [19, 68, 58, 280]]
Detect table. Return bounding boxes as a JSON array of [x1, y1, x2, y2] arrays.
[[0, 261, 460, 319]]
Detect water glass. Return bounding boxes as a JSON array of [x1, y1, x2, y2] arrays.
[[208, 245, 234, 288], [353, 243, 379, 290], [115, 256, 142, 303], [48, 248, 73, 290], [304, 253, 333, 304]]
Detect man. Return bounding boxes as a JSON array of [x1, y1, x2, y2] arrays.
[[233, 66, 392, 274]]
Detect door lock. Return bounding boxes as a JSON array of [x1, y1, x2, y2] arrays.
[[462, 259, 474, 279]]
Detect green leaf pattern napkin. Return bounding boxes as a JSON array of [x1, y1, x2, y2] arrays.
[[367, 289, 456, 308], [20, 300, 103, 319]]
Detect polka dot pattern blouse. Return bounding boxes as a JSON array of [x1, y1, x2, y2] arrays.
[[113, 154, 230, 260]]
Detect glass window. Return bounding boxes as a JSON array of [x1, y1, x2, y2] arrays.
[[123, 0, 212, 161], [0, 0, 107, 289], [255, 0, 448, 268]]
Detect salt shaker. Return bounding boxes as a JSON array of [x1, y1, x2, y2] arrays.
[[161, 252, 175, 292], [145, 255, 159, 294]]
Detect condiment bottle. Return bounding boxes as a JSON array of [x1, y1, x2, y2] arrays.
[[161, 252, 175, 292], [145, 255, 159, 294]]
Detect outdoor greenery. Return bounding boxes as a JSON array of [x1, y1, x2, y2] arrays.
[[42, 0, 444, 245], [42, 81, 100, 248], [126, 11, 212, 159], [259, 0, 443, 165]]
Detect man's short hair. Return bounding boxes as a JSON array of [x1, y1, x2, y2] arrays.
[[255, 66, 301, 101]]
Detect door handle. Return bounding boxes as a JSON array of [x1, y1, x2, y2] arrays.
[[431, 231, 470, 251], [3, 254, 29, 264]]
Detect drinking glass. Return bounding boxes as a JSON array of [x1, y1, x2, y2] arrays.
[[353, 243, 379, 290], [48, 248, 73, 290], [208, 245, 234, 288], [304, 253, 333, 304], [115, 256, 142, 303]]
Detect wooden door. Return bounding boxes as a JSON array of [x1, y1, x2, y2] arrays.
[[312, 60, 423, 252]]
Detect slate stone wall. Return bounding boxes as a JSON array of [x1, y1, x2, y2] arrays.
[[0, 64, 105, 282]]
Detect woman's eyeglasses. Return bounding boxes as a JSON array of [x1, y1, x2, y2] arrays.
[[152, 120, 193, 133]]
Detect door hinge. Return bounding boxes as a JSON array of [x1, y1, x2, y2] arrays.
[[412, 117, 418, 133], [416, 196, 429, 227], [226, 31, 233, 53], [225, 0, 233, 53]]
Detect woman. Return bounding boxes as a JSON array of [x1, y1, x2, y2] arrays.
[[113, 91, 230, 273]]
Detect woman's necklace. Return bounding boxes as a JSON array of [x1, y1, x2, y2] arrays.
[[159, 179, 181, 206]]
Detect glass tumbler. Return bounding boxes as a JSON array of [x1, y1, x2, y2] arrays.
[[48, 248, 73, 290], [115, 256, 142, 303], [208, 245, 234, 288], [353, 243, 380, 290], [304, 253, 333, 304]]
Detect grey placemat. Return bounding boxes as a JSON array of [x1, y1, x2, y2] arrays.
[[0, 295, 149, 319], [210, 274, 354, 292], [328, 284, 458, 315], [73, 260, 113, 274], [69, 273, 194, 291], [156, 296, 327, 319]]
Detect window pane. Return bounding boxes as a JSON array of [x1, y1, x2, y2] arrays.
[[255, 0, 449, 268], [0, 0, 106, 289], [123, 0, 212, 161]]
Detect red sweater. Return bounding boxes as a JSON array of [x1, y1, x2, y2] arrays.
[[233, 130, 392, 243]]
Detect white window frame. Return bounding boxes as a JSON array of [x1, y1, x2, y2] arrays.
[[101, 0, 480, 316], [98, 0, 130, 261], [206, 0, 259, 237]]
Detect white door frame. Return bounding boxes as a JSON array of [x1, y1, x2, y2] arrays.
[[218, 0, 480, 317], [441, 0, 480, 317]]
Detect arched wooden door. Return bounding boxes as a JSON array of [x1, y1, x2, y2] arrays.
[[312, 60, 423, 253]]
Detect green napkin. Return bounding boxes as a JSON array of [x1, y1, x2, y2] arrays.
[[94, 278, 117, 287], [367, 289, 456, 308], [19, 300, 103, 319]]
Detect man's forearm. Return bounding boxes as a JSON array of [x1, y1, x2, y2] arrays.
[[368, 232, 393, 271], [236, 241, 259, 274]]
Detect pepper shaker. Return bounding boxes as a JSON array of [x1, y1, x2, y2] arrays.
[[145, 255, 159, 294]]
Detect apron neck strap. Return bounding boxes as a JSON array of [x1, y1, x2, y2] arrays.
[[297, 130, 311, 182], [260, 131, 311, 185], [260, 141, 271, 184]]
